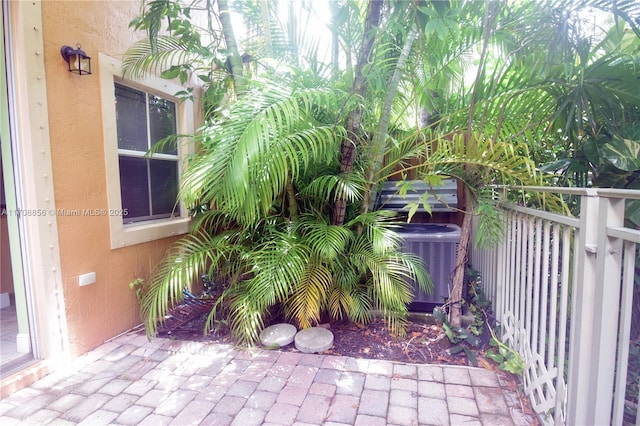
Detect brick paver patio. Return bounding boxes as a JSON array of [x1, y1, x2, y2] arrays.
[[0, 331, 537, 425]]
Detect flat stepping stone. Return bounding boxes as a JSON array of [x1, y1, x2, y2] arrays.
[[294, 327, 334, 353], [260, 323, 297, 348]]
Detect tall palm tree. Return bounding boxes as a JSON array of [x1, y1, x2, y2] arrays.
[[331, 0, 383, 226]]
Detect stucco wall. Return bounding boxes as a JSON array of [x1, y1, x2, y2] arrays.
[[40, 0, 189, 357]]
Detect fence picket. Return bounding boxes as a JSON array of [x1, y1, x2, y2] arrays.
[[470, 188, 639, 425]]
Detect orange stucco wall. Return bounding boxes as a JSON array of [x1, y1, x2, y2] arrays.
[[40, 0, 187, 357]]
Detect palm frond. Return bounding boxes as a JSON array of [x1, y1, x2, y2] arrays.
[[122, 36, 203, 79], [328, 284, 355, 321], [226, 230, 310, 343], [299, 173, 366, 205], [295, 214, 353, 261], [179, 81, 347, 224], [285, 261, 333, 329], [415, 133, 544, 189], [473, 198, 507, 249], [140, 229, 246, 337]]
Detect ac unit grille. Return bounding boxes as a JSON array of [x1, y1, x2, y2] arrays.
[[398, 224, 461, 312]]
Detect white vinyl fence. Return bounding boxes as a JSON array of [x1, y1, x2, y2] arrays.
[[471, 187, 640, 426]]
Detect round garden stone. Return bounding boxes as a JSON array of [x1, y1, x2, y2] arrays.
[[260, 323, 297, 348], [294, 327, 334, 353]]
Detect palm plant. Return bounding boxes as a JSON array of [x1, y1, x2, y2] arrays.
[[453, 2, 640, 188], [138, 73, 431, 344], [402, 0, 639, 324], [130, 0, 638, 340]]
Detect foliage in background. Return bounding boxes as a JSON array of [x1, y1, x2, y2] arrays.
[[485, 328, 526, 376], [626, 339, 640, 423], [464, 268, 525, 375], [433, 307, 480, 366], [125, 0, 640, 346]]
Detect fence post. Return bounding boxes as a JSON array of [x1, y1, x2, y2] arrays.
[[590, 194, 625, 424], [566, 190, 599, 425]]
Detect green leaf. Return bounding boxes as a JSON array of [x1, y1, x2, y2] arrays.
[[485, 348, 504, 363], [592, 165, 636, 188], [443, 325, 457, 343], [464, 334, 480, 347], [463, 348, 478, 367], [179, 70, 188, 84], [450, 345, 464, 354], [626, 200, 640, 229], [601, 136, 640, 172], [418, 192, 432, 215], [406, 202, 419, 222], [583, 136, 602, 166], [454, 327, 479, 347], [160, 65, 182, 80], [502, 356, 525, 375], [540, 158, 572, 173]]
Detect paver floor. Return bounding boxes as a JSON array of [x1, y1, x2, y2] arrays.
[[0, 331, 538, 425]]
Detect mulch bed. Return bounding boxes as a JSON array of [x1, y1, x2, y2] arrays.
[[156, 294, 472, 366], [156, 298, 485, 367], [315, 318, 457, 364], [158, 308, 503, 370]]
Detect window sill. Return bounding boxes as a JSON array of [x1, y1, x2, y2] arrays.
[[109, 216, 190, 249]]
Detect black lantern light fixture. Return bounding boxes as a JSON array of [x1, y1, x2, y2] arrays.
[[60, 44, 92, 75]]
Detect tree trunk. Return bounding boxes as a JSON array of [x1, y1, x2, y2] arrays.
[[285, 179, 298, 221], [287, 1, 299, 66], [330, 0, 340, 79], [217, 0, 246, 94], [450, 205, 472, 327], [361, 26, 418, 215], [330, 0, 382, 226], [449, 0, 498, 327], [259, 0, 272, 58]]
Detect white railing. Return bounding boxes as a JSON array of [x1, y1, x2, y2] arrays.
[[471, 187, 640, 426]]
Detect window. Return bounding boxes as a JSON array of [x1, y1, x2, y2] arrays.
[[115, 83, 179, 223], [100, 53, 194, 248]]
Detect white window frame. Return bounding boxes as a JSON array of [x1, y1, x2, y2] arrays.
[[99, 53, 193, 249]]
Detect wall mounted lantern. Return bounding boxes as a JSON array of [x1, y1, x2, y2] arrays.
[[60, 44, 92, 75]]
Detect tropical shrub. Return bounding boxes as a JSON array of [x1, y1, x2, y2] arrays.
[[138, 74, 431, 344], [127, 0, 638, 347]]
